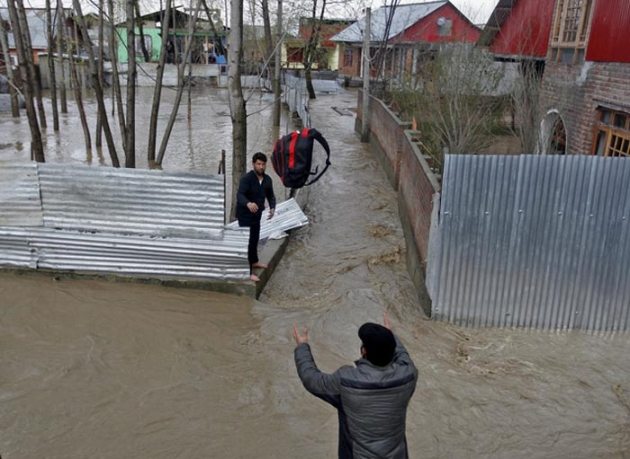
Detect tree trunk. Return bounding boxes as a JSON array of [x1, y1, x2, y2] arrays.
[[108, 0, 126, 152], [272, 0, 281, 126], [147, 0, 172, 165], [45, 0, 59, 131], [57, 0, 67, 114], [7, 0, 44, 161], [125, 0, 136, 167], [16, 0, 47, 130], [68, 22, 91, 156], [72, 0, 121, 167], [155, 0, 201, 166], [228, 0, 247, 221], [134, 0, 151, 62], [0, 14, 20, 117], [303, 0, 326, 100], [95, 0, 105, 148]]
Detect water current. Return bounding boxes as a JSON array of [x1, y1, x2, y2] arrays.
[[1, 87, 629, 458]]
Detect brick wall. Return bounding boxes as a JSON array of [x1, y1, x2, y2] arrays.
[[356, 90, 440, 313], [541, 61, 630, 154]]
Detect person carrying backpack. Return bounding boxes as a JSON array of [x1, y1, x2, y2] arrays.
[[293, 314, 418, 458], [236, 152, 276, 282]]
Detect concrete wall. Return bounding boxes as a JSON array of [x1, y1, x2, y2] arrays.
[[356, 90, 440, 314]]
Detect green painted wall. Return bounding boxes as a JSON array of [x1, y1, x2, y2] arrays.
[[116, 27, 163, 63]]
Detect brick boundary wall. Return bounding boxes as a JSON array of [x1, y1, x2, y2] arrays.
[[356, 90, 440, 315]]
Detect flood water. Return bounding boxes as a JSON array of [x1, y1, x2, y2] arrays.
[[1, 88, 629, 458]]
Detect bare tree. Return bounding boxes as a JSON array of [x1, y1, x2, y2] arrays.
[[155, 1, 202, 166], [72, 0, 121, 167], [272, 0, 281, 126], [147, 0, 172, 165], [15, 0, 47, 130], [134, 0, 151, 62], [389, 45, 506, 171], [68, 17, 91, 156], [56, 0, 67, 114], [228, 0, 247, 220], [45, 0, 59, 131], [95, 0, 105, 148], [108, 0, 126, 152], [511, 60, 544, 154], [303, 0, 326, 99], [6, 0, 44, 161], [0, 14, 20, 117], [125, 0, 136, 167]]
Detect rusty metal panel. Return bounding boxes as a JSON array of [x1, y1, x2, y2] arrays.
[[37, 163, 225, 239], [428, 154, 630, 332], [0, 162, 43, 226]]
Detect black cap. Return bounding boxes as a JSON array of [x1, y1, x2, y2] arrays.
[[358, 323, 396, 367]]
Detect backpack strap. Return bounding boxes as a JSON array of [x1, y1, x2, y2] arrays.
[[304, 129, 331, 187]]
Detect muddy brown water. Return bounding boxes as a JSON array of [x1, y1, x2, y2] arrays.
[[1, 89, 630, 458]]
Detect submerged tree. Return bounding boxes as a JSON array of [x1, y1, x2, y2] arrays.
[[6, 0, 44, 161], [228, 0, 247, 220]]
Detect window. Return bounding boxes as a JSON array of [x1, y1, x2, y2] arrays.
[[437, 18, 452, 37], [343, 47, 353, 67], [593, 108, 630, 157], [287, 47, 303, 63], [550, 0, 593, 64]]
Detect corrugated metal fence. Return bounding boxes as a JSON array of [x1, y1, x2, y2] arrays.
[[0, 162, 251, 281], [427, 155, 630, 332]]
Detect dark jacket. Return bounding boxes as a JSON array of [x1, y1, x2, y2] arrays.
[[294, 336, 418, 459], [236, 170, 276, 226]]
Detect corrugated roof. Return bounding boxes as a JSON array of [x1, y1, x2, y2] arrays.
[[331, 1, 447, 43]]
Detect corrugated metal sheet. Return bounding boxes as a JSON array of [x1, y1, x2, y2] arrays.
[[0, 163, 251, 281], [0, 227, 249, 279], [428, 154, 630, 332], [38, 163, 225, 239], [331, 2, 446, 43], [226, 197, 309, 239], [0, 162, 43, 226]]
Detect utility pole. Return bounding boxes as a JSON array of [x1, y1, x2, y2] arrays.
[[272, 0, 282, 126], [360, 7, 370, 142]]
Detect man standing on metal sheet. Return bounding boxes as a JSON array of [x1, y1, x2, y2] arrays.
[[236, 152, 276, 282], [293, 314, 418, 458]]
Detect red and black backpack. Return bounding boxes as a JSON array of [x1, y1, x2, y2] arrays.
[[271, 127, 331, 189]]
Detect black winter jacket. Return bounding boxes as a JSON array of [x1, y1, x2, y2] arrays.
[[236, 170, 276, 226], [294, 336, 418, 458]]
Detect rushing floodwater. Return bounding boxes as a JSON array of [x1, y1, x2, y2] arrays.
[[1, 88, 629, 458]]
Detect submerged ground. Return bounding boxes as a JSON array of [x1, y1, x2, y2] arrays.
[[1, 88, 629, 458]]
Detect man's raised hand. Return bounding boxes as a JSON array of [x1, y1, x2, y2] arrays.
[[383, 311, 392, 330], [293, 323, 309, 345]]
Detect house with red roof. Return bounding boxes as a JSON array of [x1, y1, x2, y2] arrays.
[[331, 1, 480, 80]]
